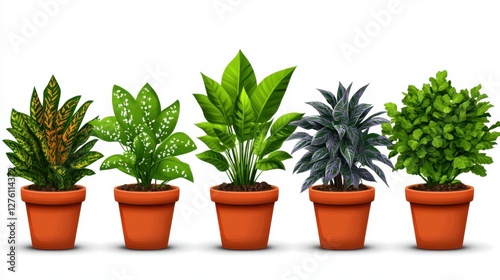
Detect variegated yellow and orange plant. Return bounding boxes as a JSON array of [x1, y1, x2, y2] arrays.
[[4, 76, 103, 191]]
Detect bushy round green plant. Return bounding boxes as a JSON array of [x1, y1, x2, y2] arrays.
[[289, 82, 394, 192], [382, 70, 500, 187]]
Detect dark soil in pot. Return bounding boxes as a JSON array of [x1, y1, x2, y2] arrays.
[[26, 184, 82, 192], [312, 183, 369, 192], [117, 184, 174, 192], [215, 181, 273, 192], [410, 182, 468, 192]]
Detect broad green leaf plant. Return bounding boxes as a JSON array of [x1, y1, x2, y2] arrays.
[[4, 76, 103, 191], [289, 83, 394, 192], [194, 50, 303, 187], [91, 83, 197, 189], [382, 70, 500, 187]]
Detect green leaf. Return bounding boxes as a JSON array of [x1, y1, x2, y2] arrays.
[[453, 156, 470, 169], [112, 85, 143, 146], [198, 135, 226, 152], [100, 153, 137, 177], [471, 165, 487, 176], [70, 151, 103, 169], [253, 121, 272, 155], [152, 157, 194, 182], [384, 102, 398, 117], [30, 88, 43, 126], [112, 85, 143, 130], [202, 73, 234, 125], [195, 122, 227, 137], [153, 100, 180, 143], [221, 50, 257, 99], [431, 136, 443, 148], [250, 66, 296, 123], [256, 158, 285, 171], [8, 168, 46, 186], [42, 76, 61, 161], [267, 150, 292, 161], [133, 130, 157, 170], [260, 112, 303, 156], [476, 153, 493, 164], [234, 88, 255, 141], [90, 116, 123, 142], [213, 127, 236, 149], [137, 83, 161, 127], [412, 129, 423, 140], [196, 150, 229, 171], [154, 132, 197, 160], [193, 94, 226, 125]]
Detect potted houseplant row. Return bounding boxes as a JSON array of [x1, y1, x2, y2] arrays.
[[382, 70, 500, 249], [3, 76, 103, 249], [193, 50, 303, 249], [91, 83, 197, 250], [288, 82, 393, 249]]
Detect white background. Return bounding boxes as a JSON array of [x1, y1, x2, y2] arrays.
[[1, 0, 500, 279]]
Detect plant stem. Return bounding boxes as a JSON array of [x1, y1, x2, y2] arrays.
[[334, 174, 342, 189]]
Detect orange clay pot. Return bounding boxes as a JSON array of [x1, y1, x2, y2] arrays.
[[309, 185, 374, 250], [114, 186, 179, 250], [210, 186, 278, 250], [20, 185, 86, 250], [406, 185, 474, 250]]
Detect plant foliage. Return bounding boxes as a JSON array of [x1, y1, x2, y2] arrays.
[[4, 76, 103, 190], [382, 70, 500, 187], [289, 83, 394, 192], [193, 50, 303, 186], [91, 83, 196, 188]]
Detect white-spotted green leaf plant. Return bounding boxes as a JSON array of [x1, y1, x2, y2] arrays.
[[4, 76, 103, 191], [91, 83, 196, 189], [382, 70, 500, 188], [193, 50, 303, 187], [288, 83, 394, 192]]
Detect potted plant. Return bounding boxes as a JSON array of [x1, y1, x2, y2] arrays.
[[193, 50, 303, 249], [3, 76, 103, 249], [288, 82, 394, 249], [382, 70, 500, 249], [91, 83, 196, 250]]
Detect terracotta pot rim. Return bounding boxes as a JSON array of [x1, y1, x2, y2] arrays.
[[21, 185, 86, 205], [405, 184, 474, 205], [210, 185, 279, 205], [114, 185, 179, 205], [309, 185, 375, 205]]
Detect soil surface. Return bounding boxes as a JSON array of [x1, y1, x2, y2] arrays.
[[117, 184, 173, 192], [312, 184, 369, 192], [410, 182, 468, 192], [215, 181, 274, 192], [27, 185, 81, 192]]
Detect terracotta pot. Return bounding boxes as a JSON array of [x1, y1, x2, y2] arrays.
[[210, 186, 278, 250], [114, 186, 179, 250], [406, 185, 474, 250], [309, 185, 375, 250], [20, 185, 86, 250]]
